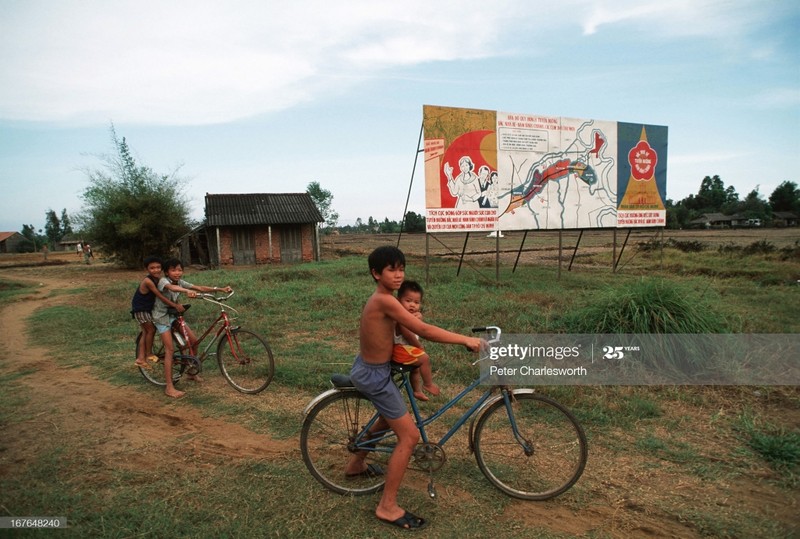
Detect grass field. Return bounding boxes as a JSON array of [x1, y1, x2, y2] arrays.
[[0, 228, 798, 537]]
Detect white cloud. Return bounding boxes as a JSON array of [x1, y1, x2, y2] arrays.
[[0, 0, 517, 125], [0, 0, 792, 126]]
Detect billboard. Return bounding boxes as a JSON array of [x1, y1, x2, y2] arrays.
[[423, 105, 668, 232]]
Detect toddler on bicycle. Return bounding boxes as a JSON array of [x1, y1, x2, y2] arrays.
[[345, 246, 482, 530], [152, 258, 232, 399], [392, 280, 440, 401], [131, 256, 185, 370]]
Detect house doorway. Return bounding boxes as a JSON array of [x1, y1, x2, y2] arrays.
[[232, 228, 256, 265], [280, 226, 302, 263]]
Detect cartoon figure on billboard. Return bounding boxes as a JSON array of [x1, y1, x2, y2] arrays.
[[444, 156, 481, 209]]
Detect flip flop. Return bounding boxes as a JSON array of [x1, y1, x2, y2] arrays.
[[378, 511, 427, 531], [134, 360, 153, 370], [345, 463, 384, 478]]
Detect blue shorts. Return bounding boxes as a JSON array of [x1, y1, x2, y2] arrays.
[[155, 318, 175, 335], [349, 355, 407, 420]]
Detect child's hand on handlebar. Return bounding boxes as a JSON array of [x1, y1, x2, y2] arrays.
[[464, 336, 484, 353], [187, 291, 198, 299]]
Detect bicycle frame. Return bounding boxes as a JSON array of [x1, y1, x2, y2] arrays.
[[172, 295, 238, 363], [354, 372, 510, 455], [350, 326, 533, 456]]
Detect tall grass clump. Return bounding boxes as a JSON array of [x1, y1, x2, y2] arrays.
[[559, 278, 732, 334]]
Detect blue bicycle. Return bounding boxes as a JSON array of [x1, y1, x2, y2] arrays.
[[300, 327, 587, 500]]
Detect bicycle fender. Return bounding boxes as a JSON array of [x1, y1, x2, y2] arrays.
[[467, 388, 537, 452], [302, 388, 362, 417]]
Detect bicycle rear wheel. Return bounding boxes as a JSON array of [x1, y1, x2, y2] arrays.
[[300, 390, 389, 495], [217, 329, 274, 394], [473, 392, 587, 500], [135, 332, 184, 386]]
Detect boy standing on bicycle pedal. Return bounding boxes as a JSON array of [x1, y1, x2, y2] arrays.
[[346, 246, 482, 531], [152, 258, 232, 399], [131, 256, 186, 370], [393, 280, 439, 401]]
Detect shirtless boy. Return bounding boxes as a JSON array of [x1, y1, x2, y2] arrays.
[[346, 246, 482, 530]]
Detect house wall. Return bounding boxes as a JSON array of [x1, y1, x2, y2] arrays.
[[0, 233, 27, 253], [301, 224, 316, 262], [214, 223, 318, 265]]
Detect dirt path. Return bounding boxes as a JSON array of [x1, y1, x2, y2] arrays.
[[0, 271, 295, 479]]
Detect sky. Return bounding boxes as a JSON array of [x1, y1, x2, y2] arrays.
[[1, 0, 798, 233]]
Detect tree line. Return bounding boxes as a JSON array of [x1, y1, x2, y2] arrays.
[[11, 126, 798, 262], [666, 176, 799, 229]]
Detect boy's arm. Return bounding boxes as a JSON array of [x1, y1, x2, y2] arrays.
[[189, 284, 233, 294], [162, 282, 199, 299], [380, 294, 481, 352], [144, 279, 185, 312], [397, 324, 423, 349]]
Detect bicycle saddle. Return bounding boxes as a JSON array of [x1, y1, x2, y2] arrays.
[[330, 374, 354, 388], [166, 304, 191, 316]]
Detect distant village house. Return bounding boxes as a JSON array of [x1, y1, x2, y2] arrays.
[[177, 193, 324, 266]]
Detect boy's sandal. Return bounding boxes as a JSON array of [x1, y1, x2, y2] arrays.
[[134, 360, 153, 370], [146, 355, 159, 363], [378, 511, 427, 531]]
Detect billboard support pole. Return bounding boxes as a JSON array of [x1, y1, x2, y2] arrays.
[[495, 231, 500, 282], [568, 230, 584, 271], [615, 228, 632, 271], [397, 121, 424, 248], [456, 233, 470, 276], [512, 230, 528, 273], [612, 228, 618, 273], [425, 233, 430, 285]]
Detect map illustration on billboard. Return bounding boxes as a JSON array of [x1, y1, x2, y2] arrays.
[[423, 105, 668, 232]]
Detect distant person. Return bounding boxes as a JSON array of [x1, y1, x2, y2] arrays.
[[392, 280, 439, 401], [76, 241, 82, 257], [82, 243, 91, 264]]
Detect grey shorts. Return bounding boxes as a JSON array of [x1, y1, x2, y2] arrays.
[[349, 355, 407, 420]]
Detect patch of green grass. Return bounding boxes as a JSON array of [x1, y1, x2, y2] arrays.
[[736, 414, 800, 470], [556, 278, 734, 334], [0, 278, 33, 302]]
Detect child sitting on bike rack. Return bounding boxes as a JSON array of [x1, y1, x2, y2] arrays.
[[152, 258, 232, 399], [392, 280, 440, 401], [131, 256, 186, 371]]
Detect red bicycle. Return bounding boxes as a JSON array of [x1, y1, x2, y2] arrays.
[[135, 291, 274, 394]]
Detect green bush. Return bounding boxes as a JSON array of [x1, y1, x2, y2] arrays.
[[558, 278, 732, 334]]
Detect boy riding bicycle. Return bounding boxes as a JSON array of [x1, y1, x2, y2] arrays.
[[345, 246, 481, 530], [152, 258, 232, 398]]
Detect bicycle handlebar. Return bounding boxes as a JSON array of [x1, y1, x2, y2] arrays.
[[472, 326, 501, 365]]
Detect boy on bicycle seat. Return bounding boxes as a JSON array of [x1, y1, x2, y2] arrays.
[[131, 256, 185, 370], [345, 246, 482, 531], [393, 280, 439, 401], [152, 258, 232, 399]]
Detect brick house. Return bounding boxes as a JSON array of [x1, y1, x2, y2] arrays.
[[0, 232, 27, 253], [178, 193, 324, 266]]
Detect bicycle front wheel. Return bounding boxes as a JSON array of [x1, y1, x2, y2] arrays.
[[300, 390, 389, 496], [473, 392, 587, 500], [135, 332, 183, 386], [217, 329, 274, 394]]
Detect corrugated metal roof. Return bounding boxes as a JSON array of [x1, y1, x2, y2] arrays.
[[205, 193, 324, 226]]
